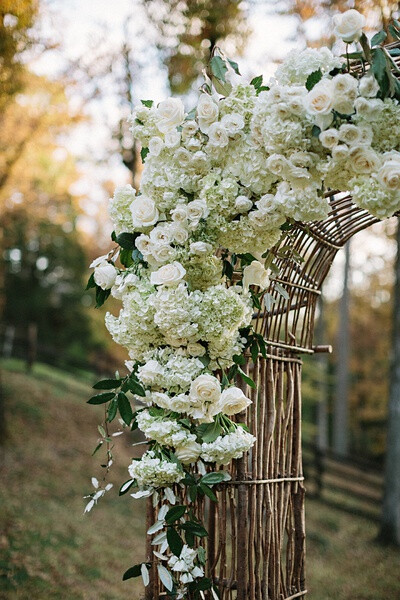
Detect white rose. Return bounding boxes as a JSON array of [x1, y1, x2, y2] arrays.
[[135, 234, 153, 255], [164, 129, 181, 148], [170, 223, 189, 245], [235, 196, 253, 213], [185, 137, 202, 152], [348, 145, 381, 174], [319, 128, 340, 149], [150, 261, 186, 286], [151, 243, 175, 264], [138, 360, 163, 386], [197, 94, 219, 133], [338, 123, 361, 146], [207, 122, 229, 147], [182, 120, 199, 138], [332, 144, 349, 161], [93, 262, 117, 290], [304, 79, 335, 116], [314, 113, 334, 131], [150, 226, 171, 244], [189, 374, 221, 406], [156, 97, 185, 133], [333, 9, 365, 43], [189, 241, 213, 256], [218, 387, 252, 416], [131, 196, 159, 228], [359, 74, 380, 98], [332, 95, 355, 115], [186, 342, 206, 357], [150, 391, 171, 409], [332, 73, 357, 95], [221, 112, 245, 134], [171, 205, 188, 223], [243, 261, 271, 290], [187, 199, 209, 222], [266, 154, 290, 176], [377, 153, 400, 191], [191, 151, 208, 171], [354, 97, 382, 121], [174, 147, 191, 167], [175, 441, 202, 465], [148, 136, 164, 156], [248, 210, 267, 229]]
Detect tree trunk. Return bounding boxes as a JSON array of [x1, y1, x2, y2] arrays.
[[380, 222, 400, 546], [333, 241, 351, 456]]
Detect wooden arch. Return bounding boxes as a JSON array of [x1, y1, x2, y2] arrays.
[[145, 43, 400, 600]]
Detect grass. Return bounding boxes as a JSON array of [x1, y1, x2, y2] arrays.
[[0, 359, 399, 599]]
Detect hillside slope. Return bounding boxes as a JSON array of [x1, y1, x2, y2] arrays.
[[0, 360, 399, 600]]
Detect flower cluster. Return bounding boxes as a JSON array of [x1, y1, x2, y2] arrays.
[[87, 9, 400, 596]]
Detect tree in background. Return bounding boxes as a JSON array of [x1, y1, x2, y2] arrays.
[[0, 0, 39, 112], [142, 0, 249, 94], [380, 223, 400, 545]]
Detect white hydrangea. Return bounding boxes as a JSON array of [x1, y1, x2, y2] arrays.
[[128, 451, 184, 489], [201, 428, 256, 465], [136, 410, 197, 447], [108, 184, 136, 234]]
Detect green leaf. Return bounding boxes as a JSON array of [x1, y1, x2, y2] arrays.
[[233, 353, 245, 365], [180, 521, 208, 538], [167, 527, 184, 556], [141, 99, 153, 107], [119, 247, 134, 268], [87, 392, 115, 405], [201, 471, 231, 486], [210, 55, 228, 82], [188, 577, 212, 592], [198, 354, 211, 368], [126, 378, 146, 397], [371, 30, 387, 47], [199, 483, 217, 502], [389, 48, 400, 56], [119, 479, 136, 495], [372, 47, 389, 96], [274, 281, 290, 301], [250, 340, 259, 363], [188, 485, 198, 502], [227, 58, 240, 75], [388, 24, 400, 41], [312, 124, 321, 138], [165, 505, 186, 524], [93, 378, 123, 390], [86, 272, 96, 290], [238, 367, 256, 389], [264, 292, 276, 312], [211, 75, 232, 96], [123, 563, 151, 581], [141, 147, 149, 162], [107, 399, 118, 422], [95, 286, 111, 308], [197, 546, 206, 565], [186, 107, 196, 120], [340, 51, 364, 59], [157, 564, 174, 591], [305, 69, 322, 91], [116, 232, 136, 249], [117, 392, 133, 425], [196, 421, 223, 443], [92, 442, 103, 456], [111, 230, 117, 242], [250, 75, 263, 89]]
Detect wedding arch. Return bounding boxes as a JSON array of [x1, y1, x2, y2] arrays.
[[85, 11, 400, 600]]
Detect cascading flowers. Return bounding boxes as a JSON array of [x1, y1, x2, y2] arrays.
[[85, 10, 400, 598]]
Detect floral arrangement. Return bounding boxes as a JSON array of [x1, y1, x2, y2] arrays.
[[85, 10, 400, 599]]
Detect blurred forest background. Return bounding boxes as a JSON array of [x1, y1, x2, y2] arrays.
[[0, 0, 400, 598]]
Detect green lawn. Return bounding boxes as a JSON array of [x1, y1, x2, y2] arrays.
[[0, 359, 399, 600]]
